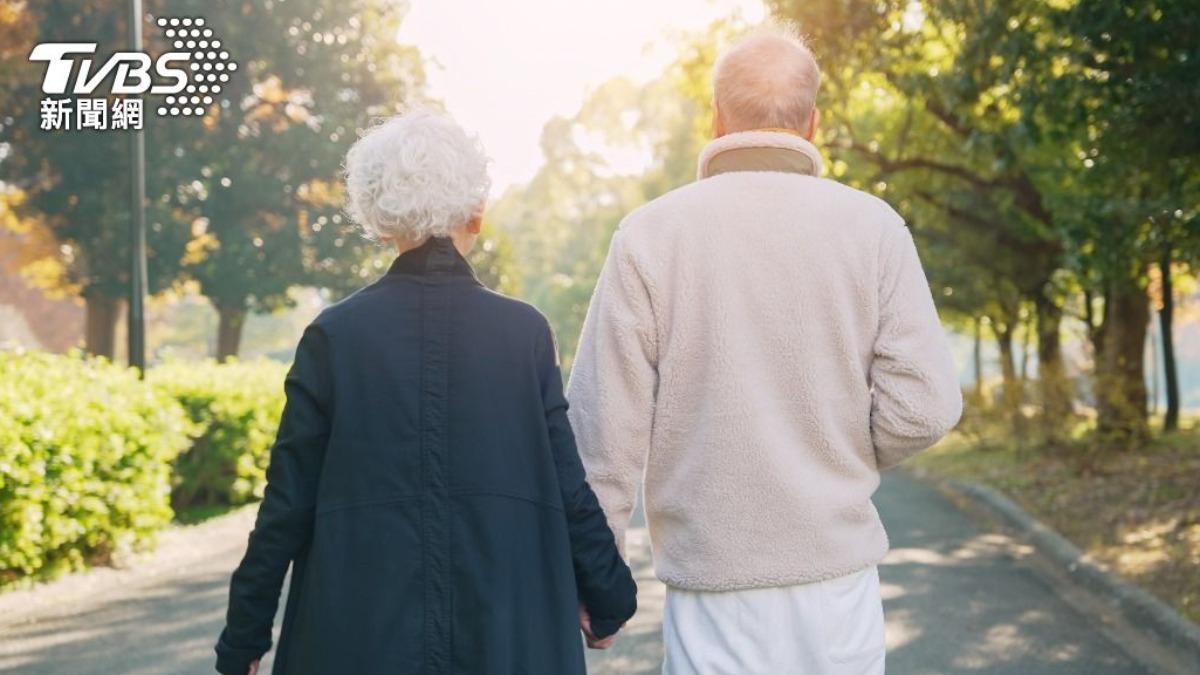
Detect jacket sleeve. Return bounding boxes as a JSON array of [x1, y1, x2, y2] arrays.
[[870, 223, 963, 469], [537, 321, 638, 640], [565, 229, 657, 558], [214, 325, 332, 675]]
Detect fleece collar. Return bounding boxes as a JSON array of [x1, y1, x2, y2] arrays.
[[697, 130, 824, 180]]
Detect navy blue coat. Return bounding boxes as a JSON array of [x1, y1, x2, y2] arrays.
[[215, 237, 636, 675]]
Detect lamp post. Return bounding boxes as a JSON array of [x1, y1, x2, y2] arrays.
[[127, 0, 147, 374]]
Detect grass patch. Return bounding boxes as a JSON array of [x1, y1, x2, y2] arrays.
[[911, 424, 1200, 624], [173, 502, 240, 526]]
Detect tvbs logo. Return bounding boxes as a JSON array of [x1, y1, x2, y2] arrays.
[[30, 16, 237, 132]]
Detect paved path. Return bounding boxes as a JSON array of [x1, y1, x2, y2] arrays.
[[0, 473, 1167, 674]]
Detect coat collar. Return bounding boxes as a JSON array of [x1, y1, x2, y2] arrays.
[[697, 130, 824, 180], [386, 236, 479, 281]]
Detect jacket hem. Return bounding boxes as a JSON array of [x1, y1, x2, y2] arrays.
[[655, 553, 888, 593]]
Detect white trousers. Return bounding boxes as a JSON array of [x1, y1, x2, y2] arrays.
[[662, 566, 886, 675]]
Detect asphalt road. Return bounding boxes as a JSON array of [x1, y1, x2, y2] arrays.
[[0, 473, 1163, 674]]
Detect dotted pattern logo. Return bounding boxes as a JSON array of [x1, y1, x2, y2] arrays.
[[154, 17, 238, 118]]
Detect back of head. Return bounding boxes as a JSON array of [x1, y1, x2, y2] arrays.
[[344, 109, 490, 243], [712, 28, 821, 134]]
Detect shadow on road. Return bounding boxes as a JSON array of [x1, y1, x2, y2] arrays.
[[0, 508, 277, 675], [0, 474, 1156, 674], [875, 473, 1144, 675], [588, 473, 1149, 675], [0, 569, 246, 675]]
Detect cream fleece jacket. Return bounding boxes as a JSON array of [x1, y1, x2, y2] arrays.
[[566, 131, 962, 592]]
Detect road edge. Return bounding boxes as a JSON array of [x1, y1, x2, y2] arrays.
[[945, 479, 1200, 671]]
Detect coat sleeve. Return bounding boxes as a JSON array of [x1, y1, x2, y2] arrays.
[[214, 325, 332, 675], [537, 321, 638, 640], [565, 229, 657, 558], [870, 223, 962, 469]]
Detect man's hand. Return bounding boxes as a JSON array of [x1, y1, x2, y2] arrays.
[[247, 659, 260, 675], [579, 605, 619, 650]]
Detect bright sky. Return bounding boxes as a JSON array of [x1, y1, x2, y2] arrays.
[[397, 0, 766, 193]]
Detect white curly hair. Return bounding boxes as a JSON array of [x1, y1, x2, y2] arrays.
[[344, 110, 491, 242]]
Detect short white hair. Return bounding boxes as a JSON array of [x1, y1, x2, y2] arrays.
[[344, 110, 490, 242], [713, 28, 821, 133]]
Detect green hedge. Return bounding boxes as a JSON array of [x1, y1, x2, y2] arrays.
[[0, 351, 191, 585], [150, 360, 287, 511], [0, 352, 289, 586]]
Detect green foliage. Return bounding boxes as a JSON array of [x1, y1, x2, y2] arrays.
[[469, 228, 523, 298], [0, 1, 193, 352], [0, 352, 289, 585], [0, 351, 191, 586], [0, 1, 430, 358], [766, 0, 1200, 439], [150, 359, 287, 511], [488, 25, 744, 367], [168, 0, 427, 347]]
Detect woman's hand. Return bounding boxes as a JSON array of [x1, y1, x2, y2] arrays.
[[248, 659, 260, 675], [578, 605, 619, 649]]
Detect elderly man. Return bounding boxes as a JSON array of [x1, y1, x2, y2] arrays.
[[567, 30, 962, 674]]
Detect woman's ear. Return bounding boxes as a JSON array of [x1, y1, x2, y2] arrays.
[[806, 107, 821, 140], [467, 200, 486, 234]]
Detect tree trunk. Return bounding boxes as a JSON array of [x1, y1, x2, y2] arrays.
[[1019, 312, 1032, 381], [995, 320, 1023, 431], [1159, 252, 1180, 432], [1084, 287, 1104, 358], [84, 292, 120, 359], [972, 316, 984, 401], [1095, 277, 1149, 443], [1148, 317, 1159, 416], [1035, 294, 1072, 435], [215, 303, 248, 361]]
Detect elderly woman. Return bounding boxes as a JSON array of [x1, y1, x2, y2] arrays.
[[214, 111, 636, 675]]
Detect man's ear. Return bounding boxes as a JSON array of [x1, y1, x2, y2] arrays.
[[805, 107, 821, 140], [712, 100, 726, 138]]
